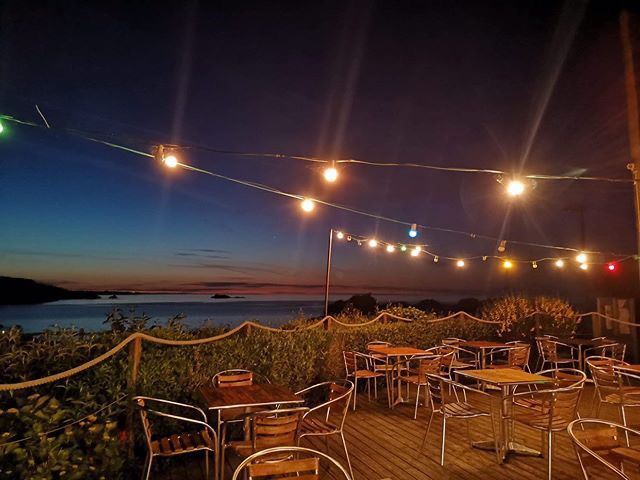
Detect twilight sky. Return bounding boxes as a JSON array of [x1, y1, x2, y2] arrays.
[[1, 0, 639, 300]]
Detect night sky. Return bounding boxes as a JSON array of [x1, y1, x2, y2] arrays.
[[1, 0, 639, 301]]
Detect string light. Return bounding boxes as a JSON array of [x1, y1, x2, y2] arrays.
[[433, 256, 439, 263], [579, 263, 589, 271], [608, 262, 617, 272], [456, 260, 465, 268], [368, 239, 378, 248], [163, 154, 178, 168], [301, 198, 315, 212], [482, 256, 488, 261], [386, 244, 395, 253], [411, 246, 421, 257], [323, 162, 338, 183], [409, 223, 418, 238], [506, 179, 526, 197], [336, 231, 344, 239], [532, 261, 538, 269], [576, 252, 588, 264], [503, 260, 513, 269], [0, 120, 4, 134], [555, 259, 565, 268], [400, 245, 407, 252], [498, 240, 507, 253]]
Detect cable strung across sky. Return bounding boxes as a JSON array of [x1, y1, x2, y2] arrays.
[[0, 112, 635, 259]]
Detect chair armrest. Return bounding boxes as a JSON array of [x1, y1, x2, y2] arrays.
[[134, 396, 208, 423], [147, 408, 218, 444]]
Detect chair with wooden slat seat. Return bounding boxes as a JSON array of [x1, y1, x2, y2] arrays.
[[504, 382, 584, 480], [134, 396, 218, 480], [231, 446, 353, 480], [343, 351, 385, 410], [512, 368, 586, 411], [221, 407, 309, 480], [296, 380, 354, 479], [587, 357, 640, 441], [568, 418, 640, 479], [398, 355, 443, 419], [536, 337, 579, 370], [486, 344, 531, 372], [433, 345, 476, 377], [420, 374, 500, 466]]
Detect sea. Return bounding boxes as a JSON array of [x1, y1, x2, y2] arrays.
[[0, 294, 432, 333]]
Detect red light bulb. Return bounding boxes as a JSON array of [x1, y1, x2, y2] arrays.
[[607, 263, 616, 272]]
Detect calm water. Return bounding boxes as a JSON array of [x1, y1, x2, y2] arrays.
[[0, 295, 327, 333]]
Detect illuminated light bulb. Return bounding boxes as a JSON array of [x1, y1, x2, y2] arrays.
[[506, 180, 525, 197], [608, 263, 617, 272], [555, 259, 565, 268], [323, 164, 338, 183], [300, 198, 315, 212], [357, 240, 362, 246], [386, 244, 395, 253], [532, 261, 538, 269], [456, 259, 465, 268], [368, 239, 378, 248], [576, 252, 588, 264], [433, 256, 439, 263], [336, 231, 344, 239], [163, 154, 178, 168], [482, 256, 488, 261], [503, 260, 513, 269], [346, 235, 352, 241], [409, 224, 418, 238], [579, 263, 588, 271], [400, 245, 407, 252], [0, 121, 4, 134], [411, 247, 421, 257]]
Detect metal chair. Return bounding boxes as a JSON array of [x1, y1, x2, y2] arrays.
[[487, 344, 531, 372], [398, 355, 443, 419], [296, 380, 354, 479], [231, 446, 353, 480], [420, 374, 500, 466], [512, 368, 586, 412], [505, 383, 584, 480], [343, 351, 385, 410], [568, 418, 640, 479], [221, 407, 309, 480], [583, 342, 627, 364], [536, 337, 579, 370], [587, 357, 640, 438], [134, 396, 218, 480]]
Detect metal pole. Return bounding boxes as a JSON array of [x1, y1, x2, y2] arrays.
[[620, 11, 640, 289], [324, 228, 334, 316]]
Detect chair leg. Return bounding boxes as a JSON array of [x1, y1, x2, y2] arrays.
[[143, 454, 153, 480], [374, 376, 378, 399], [421, 411, 435, 451], [620, 406, 630, 446], [367, 378, 371, 401], [414, 384, 420, 420], [353, 378, 358, 410], [205, 451, 209, 480], [220, 445, 226, 480], [440, 416, 447, 466], [547, 431, 553, 480], [340, 431, 354, 480]]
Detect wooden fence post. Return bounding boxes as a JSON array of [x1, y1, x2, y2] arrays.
[[126, 336, 142, 458], [324, 317, 332, 330]]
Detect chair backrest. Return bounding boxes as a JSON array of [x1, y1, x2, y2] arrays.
[[425, 374, 445, 409], [537, 368, 586, 389], [213, 369, 255, 388], [441, 337, 465, 346], [134, 397, 154, 451], [538, 338, 558, 362], [568, 419, 640, 479], [232, 446, 353, 480], [367, 340, 390, 350], [547, 386, 583, 431], [343, 351, 358, 376], [603, 343, 626, 362], [506, 344, 531, 368], [250, 407, 309, 450], [586, 357, 622, 400]]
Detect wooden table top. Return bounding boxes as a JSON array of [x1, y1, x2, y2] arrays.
[[614, 364, 640, 372], [459, 340, 511, 349], [457, 368, 555, 386], [368, 345, 430, 356], [199, 383, 303, 410], [557, 337, 605, 347]]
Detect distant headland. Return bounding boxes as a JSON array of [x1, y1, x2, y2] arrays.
[[0, 277, 100, 305]]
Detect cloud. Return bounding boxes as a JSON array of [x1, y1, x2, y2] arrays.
[[174, 252, 229, 259]]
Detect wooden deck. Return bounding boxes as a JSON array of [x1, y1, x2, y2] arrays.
[[157, 384, 633, 479]]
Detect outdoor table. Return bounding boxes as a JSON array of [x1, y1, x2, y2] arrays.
[[199, 383, 303, 449], [557, 337, 607, 370], [458, 340, 512, 369], [367, 345, 431, 408], [457, 368, 555, 462]]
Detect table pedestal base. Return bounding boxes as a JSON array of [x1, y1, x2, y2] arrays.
[[472, 440, 541, 460]]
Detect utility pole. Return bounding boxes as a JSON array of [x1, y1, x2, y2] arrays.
[[621, 10, 640, 288], [324, 228, 334, 316]]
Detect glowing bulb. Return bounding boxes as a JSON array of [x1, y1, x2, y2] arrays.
[[0, 121, 4, 134], [456, 260, 465, 268], [335, 231, 344, 239], [301, 198, 315, 212], [608, 263, 617, 272], [506, 180, 525, 197], [579, 263, 588, 271], [555, 259, 565, 268], [386, 244, 395, 253], [532, 261, 538, 269], [400, 245, 407, 252], [576, 253, 588, 264], [433, 256, 439, 263], [503, 260, 513, 269], [368, 239, 378, 248], [323, 166, 338, 183], [410, 247, 420, 257], [163, 154, 178, 168], [409, 223, 418, 238]]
